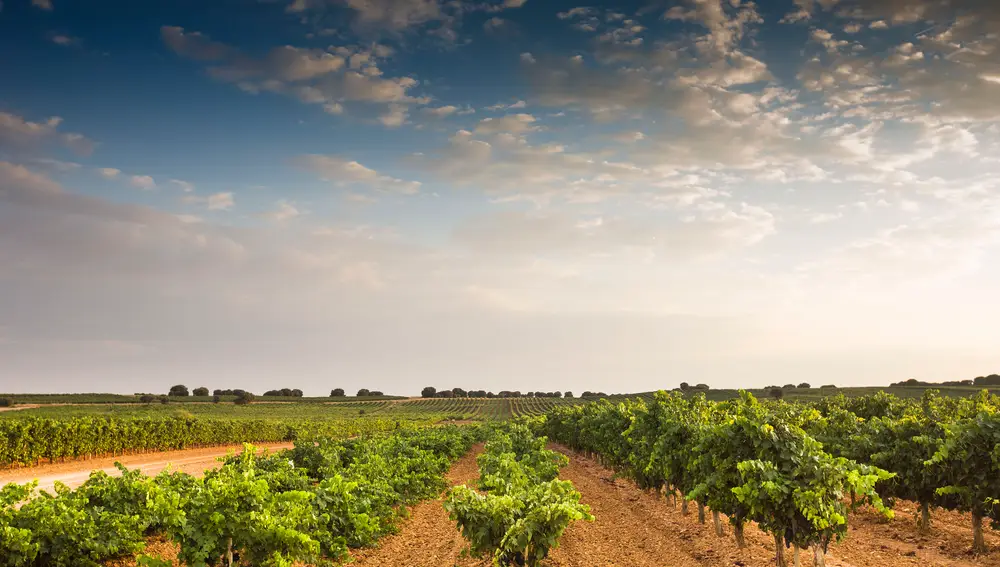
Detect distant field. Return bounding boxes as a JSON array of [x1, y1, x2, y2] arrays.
[[0, 396, 586, 421], [4, 384, 997, 414], [0, 393, 405, 404]]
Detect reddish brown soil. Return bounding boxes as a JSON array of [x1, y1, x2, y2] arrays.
[[549, 445, 1000, 567], [103, 445, 488, 567], [349, 443, 490, 567], [0, 442, 293, 492], [82, 443, 1000, 567]]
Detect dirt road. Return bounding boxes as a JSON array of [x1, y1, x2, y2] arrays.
[[0, 442, 293, 492]]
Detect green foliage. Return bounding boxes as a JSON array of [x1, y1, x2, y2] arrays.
[[168, 385, 189, 397], [168, 446, 321, 567], [0, 426, 479, 566], [930, 410, 1000, 522], [445, 424, 592, 566], [545, 390, 896, 557], [0, 415, 406, 468]]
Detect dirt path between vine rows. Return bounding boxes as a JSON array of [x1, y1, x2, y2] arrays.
[[0, 442, 294, 492], [349, 443, 490, 567], [548, 446, 999, 567]]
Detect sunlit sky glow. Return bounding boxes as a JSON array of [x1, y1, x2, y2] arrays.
[[1, 0, 999, 395]]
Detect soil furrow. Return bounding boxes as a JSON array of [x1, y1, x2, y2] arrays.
[[549, 446, 999, 567], [348, 443, 489, 567]]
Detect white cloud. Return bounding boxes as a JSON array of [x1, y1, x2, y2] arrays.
[[97, 168, 121, 179], [378, 103, 408, 127], [0, 111, 95, 155], [423, 105, 459, 117], [207, 192, 234, 210], [168, 179, 195, 192], [130, 175, 156, 190], [31, 0, 52, 10], [474, 113, 538, 135], [261, 200, 302, 222], [183, 191, 235, 210], [162, 27, 425, 120], [484, 17, 505, 31], [49, 34, 80, 47], [295, 154, 421, 194], [486, 100, 527, 111]]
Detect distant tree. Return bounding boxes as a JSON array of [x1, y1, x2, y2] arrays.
[[370, 391, 384, 396], [159, 395, 170, 404], [168, 384, 189, 397], [782, 384, 797, 389], [486, 392, 495, 399], [695, 383, 709, 390], [331, 388, 346, 397], [234, 391, 255, 405], [357, 388, 371, 397], [213, 389, 225, 396], [973, 374, 1000, 386], [452, 387, 467, 397], [0, 398, 12, 408], [192, 387, 209, 397], [820, 384, 837, 389], [232, 389, 247, 397], [291, 389, 303, 397], [797, 382, 811, 389], [679, 382, 690, 391], [212, 394, 221, 404], [553, 391, 562, 398], [564, 391, 573, 398], [437, 390, 454, 398], [421, 386, 437, 398], [139, 394, 156, 404], [769, 388, 784, 400]]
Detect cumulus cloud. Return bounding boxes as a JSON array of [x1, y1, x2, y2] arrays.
[[183, 191, 235, 210], [474, 113, 538, 135], [261, 200, 302, 222], [295, 154, 421, 194], [168, 179, 195, 192], [130, 175, 156, 190], [378, 103, 409, 127], [161, 27, 426, 121], [97, 168, 121, 179], [0, 112, 95, 155], [423, 105, 459, 117]]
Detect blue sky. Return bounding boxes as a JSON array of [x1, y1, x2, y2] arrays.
[[2, 0, 1000, 395]]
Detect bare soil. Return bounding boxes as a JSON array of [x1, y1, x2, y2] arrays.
[[547, 445, 1000, 567], [66, 442, 1000, 567], [349, 443, 489, 567], [0, 442, 293, 492]]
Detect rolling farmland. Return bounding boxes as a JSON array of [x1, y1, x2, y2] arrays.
[[2, 390, 1000, 567]]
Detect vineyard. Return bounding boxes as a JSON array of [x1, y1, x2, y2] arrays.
[[0, 398, 590, 469], [2, 390, 1000, 567], [0, 425, 481, 566], [444, 423, 591, 566], [542, 389, 1000, 565]]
